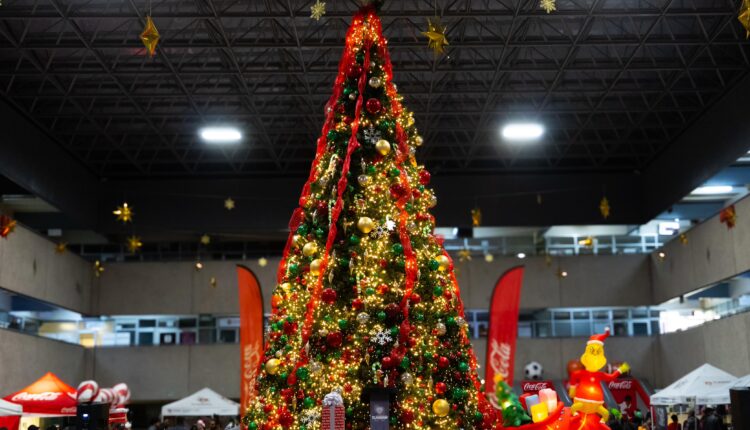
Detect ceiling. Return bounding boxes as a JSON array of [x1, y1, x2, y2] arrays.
[[1, 0, 750, 237]]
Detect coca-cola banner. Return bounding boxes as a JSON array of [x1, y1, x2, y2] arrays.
[[485, 266, 525, 396], [521, 380, 555, 394], [608, 378, 650, 418], [237, 265, 264, 420], [4, 372, 77, 416]]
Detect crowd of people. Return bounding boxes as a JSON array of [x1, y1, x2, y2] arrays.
[[146, 417, 239, 430], [666, 407, 728, 430]]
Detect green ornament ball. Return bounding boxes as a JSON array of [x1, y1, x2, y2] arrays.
[[389, 168, 401, 177], [366, 165, 377, 175], [340, 257, 350, 267], [458, 361, 469, 372], [303, 397, 314, 408], [392, 243, 404, 254], [400, 356, 410, 369], [315, 227, 326, 238], [377, 311, 387, 321], [338, 319, 348, 330], [288, 264, 299, 275], [279, 371, 288, 381], [248, 423, 258, 430], [428, 259, 440, 271], [297, 224, 309, 235], [390, 326, 399, 336], [296, 366, 310, 381], [326, 130, 338, 142], [346, 407, 354, 417], [446, 316, 457, 327], [349, 235, 361, 245], [433, 286, 444, 296], [366, 287, 376, 296]]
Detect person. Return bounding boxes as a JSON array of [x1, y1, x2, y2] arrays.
[[147, 419, 160, 430], [701, 407, 725, 430], [619, 395, 633, 419], [667, 414, 681, 430], [683, 410, 697, 430]]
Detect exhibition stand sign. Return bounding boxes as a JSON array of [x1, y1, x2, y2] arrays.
[[651, 364, 736, 405], [696, 373, 750, 405], [161, 388, 239, 417], [3, 372, 77, 417]]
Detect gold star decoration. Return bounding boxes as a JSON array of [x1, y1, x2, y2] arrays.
[[224, 197, 236, 210], [422, 18, 449, 56], [310, 0, 326, 21], [484, 253, 494, 263], [55, 242, 68, 254], [140, 15, 160, 57], [258, 257, 268, 267], [200, 234, 211, 245], [540, 0, 556, 13], [113, 202, 134, 223], [578, 236, 594, 247], [94, 260, 105, 277], [679, 233, 688, 245], [126, 235, 143, 253], [471, 207, 482, 227], [458, 248, 472, 263], [599, 196, 611, 219], [739, 0, 750, 38]]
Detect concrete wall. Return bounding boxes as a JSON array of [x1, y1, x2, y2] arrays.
[[0, 224, 94, 314], [97, 254, 653, 315], [651, 194, 750, 303], [656, 311, 750, 387], [0, 328, 90, 396]]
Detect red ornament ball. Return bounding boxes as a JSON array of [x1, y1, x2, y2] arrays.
[[419, 170, 431, 185], [278, 410, 294, 427], [352, 298, 364, 310], [346, 64, 363, 78], [366, 98, 382, 114], [435, 381, 447, 394], [326, 331, 343, 348], [385, 303, 401, 319], [382, 356, 393, 369], [438, 356, 450, 368], [321, 288, 337, 304], [390, 184, 406, 199], [410, 293, 421, 304], [401, 409, 415, 424]]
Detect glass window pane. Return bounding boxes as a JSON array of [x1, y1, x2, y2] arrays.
[[138, 332, 154, 345], [536, 322, 551, 338], [219, 329, 236, 343], [572, 321, 591, 336], [555, 321, 572, 337], [573, 311, 589, 320], [179, 318, 197, 328], [139, 319, 156, 328], [633, 322, 649, 336], [613, 322, 628, 336], [553, 311, 571, 320], [199, 329, 215, 344]]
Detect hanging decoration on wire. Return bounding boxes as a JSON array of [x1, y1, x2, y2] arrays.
[[113, 202, 134, 223], [0, 214, 17, 239], [458, 248, 472, 263], [720, 205, 737, 229], [679, 233, 689, 245], [599, 196, 611, 219], [739, 0, 750, 38], [471, 207, 482, 227], [140, 0, 160, 58], [224, 197, 236, 210], [310, 0, 326, 20], [540, 0, 556, 13], [422, 17, 449, 55], [126, 235, 143, 253], [94, 260, 105, 278], [200, 234, 211, 245], [55, 242, 68, 254]]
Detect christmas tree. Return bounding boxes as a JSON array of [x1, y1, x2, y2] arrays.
[[245, 3, 497, 429]]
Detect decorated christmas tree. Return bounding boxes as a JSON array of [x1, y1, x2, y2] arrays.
[[245, 2, 497, 429]]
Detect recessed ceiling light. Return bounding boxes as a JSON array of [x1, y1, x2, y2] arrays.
[[691, 185, 733, 195], [501, 123, 544, 141], [200, 126, 242, 144]]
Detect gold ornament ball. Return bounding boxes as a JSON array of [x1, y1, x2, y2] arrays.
[[432, 399, 450, 417], [436, 255, 450, 271], [292, 234, 303, 248], [265, 358, 281, 375], [375, 139, 391, 156], [429, 194, 438, 208], [310, 258, 323, 275], [357, 217, 375, 234], [302, 242, 318, 257], [414, 135, 424, 146], [368, 76, 382, 88], [280, 282, 291, 292]]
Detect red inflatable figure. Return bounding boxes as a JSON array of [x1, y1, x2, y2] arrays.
[[568, 328, 630, 424]]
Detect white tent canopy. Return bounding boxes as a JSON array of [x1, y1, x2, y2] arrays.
[[651, 364, 737, 406], [161, 388, 239, 417], [696, 373, 750, 405], [0, 398, 22, 416]]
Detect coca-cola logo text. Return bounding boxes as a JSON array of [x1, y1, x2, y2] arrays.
[[12, 392, 61, 402], [489, 340, 512, 379], [521, 381, 552, 392], [608, 380, 633, 390]]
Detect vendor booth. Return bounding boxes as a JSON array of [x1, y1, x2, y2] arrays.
[[161, 388, 239, 417], [651, 364, 737, 406], [696, 373, 750, 405], [3, 372, 77, 416], [0, 399, 23, 430]]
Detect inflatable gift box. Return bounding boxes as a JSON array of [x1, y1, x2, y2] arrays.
[[321, 389, 345, 430]]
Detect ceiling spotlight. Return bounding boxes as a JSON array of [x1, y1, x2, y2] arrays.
[[691, 185, 733, 195], [517, 252, 526, 259], [200, 126, 242, 144], [501, 123, 544, 141], [657, 251, 666, 261], [195, 261, 204, 271]]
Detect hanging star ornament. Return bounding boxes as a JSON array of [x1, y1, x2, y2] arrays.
[[458, 248, 472, 263], [140, 15, 160, 57], [540, 0, 556, 13], [55, 242, 68, 254], [224, 197, 235, 210], [471, 207, 482, 227], [200, 234, 211, 245], [599, 196, 611, 219], [113, 202, 134, 223], [679, 233, 689, 245], [310, 0, 326, 21], [422, 18, 449, 55], [739, 0, 750, 38], [126, 235, 143, 253], [94, 260, 105, 278]]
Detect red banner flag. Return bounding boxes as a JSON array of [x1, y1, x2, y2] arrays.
[[485, 266, 525, 402], [237, 265, 264, 418]]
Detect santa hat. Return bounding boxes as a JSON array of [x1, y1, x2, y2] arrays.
[[587, 327, 610, 345]]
